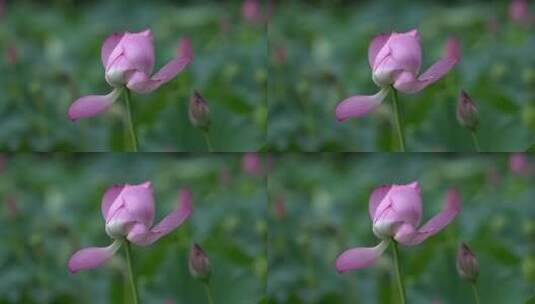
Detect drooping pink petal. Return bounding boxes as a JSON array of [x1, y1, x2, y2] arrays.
[[101, 184, 125, 220], [127, 188, 193, 246], [67, 240, 122, 273], [335, 88, 388, 121], [368, 184, 392, 221], [101, 32, 125, 67], [126, 37, 193, 94], [67, 89, 121, 121], [368, 33, 391, 69], [335, 241, 389, 273], [401, 188, 460, 246]]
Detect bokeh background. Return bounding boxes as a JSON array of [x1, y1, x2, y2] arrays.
[[267, 153, 535, 303], [0, 0, 267, 151], [268, 0, 535, 151], [0, 153, 268, 303]]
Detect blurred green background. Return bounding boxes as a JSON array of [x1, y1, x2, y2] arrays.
[[0, 153, 268, 303], [268, 0, 535, 151], [0, 0, 267, 151], [267, 153, 535, 303]]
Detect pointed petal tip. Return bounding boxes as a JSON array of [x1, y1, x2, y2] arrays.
[[444, 36, 461, 63], [178, 187, 193, 217], [446, 188, 461, 212]]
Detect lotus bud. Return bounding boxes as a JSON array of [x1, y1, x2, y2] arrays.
[[189, 243, 212, 283], [457, 242, 479, 282], [457, 90, 479, 131], [189, 91, 211, 131]]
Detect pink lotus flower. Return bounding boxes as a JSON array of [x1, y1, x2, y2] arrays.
[[242, 0, 272, 24], [242, 153, 263, 176], [509, 0, 535, 25], [68, 29, 193, 121], [335, 29, 460, 121], [68, 182, 192, 273], [336, 183, 460, 273], [509, 153, 529, 175]]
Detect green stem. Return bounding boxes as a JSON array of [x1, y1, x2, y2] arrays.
[[124, 241, 139, 304], [124, 89, 138, 152], [392, 241, 406, 304], [470, 131, 481, 152], [203, 282, 214, 304], [202, 130, 214, 152], [471, 282, 481, 304], [391, 87, 406, 152]]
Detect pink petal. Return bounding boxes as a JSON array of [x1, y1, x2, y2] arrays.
[[101, 184, 125, 220], [386, 183, 423, 227], [122, 182, 155, 227], [101, 32, 125, 67], [394, 56, 458, 94], [335, 241, 389, 273], [368, 33, 391, 69], [369, 184, 392, 221], [374, 181, 421, 226], [119, 29, 155, 75], [376, 29, 422, 75], [127, 188, 193, 246], [444, 36, 461, 62], [401, 188, 461, 246], [67, 89, 120, 121], [67, 240, 121, 273], [335, 88, 388, 121], [126, 37, 193, 94]]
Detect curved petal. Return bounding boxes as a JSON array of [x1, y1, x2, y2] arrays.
[[126, 37, 193, 94], [68, 89, 120, 121], [394, 56, 458, 94], [127, 188, 192, 246], [122, 182, 155, 227], [386, 29, 422, 75], [67, 240, 121, 273], [369, 184, 392, 221], [101, 184, 125, 221], [402, 188, 461, 246], [388, 182, 422, 227], [101, 32, 125, 67], [335, 88, 388, 121], [121, 29, 155, 75], [335, 240, 389, 273], [368, 33, 391, 69]]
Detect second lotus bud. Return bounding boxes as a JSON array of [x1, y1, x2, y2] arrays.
[[189, 91, 211, 131], [189, 243, 212, 283], [457, 90, 479, 132], [457, 242, 479, 282]]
